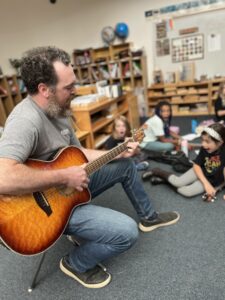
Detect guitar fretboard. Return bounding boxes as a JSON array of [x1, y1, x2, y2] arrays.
[[85, 139, 131, 175]]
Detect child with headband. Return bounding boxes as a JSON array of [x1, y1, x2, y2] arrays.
[[142, 123, 225, 201]]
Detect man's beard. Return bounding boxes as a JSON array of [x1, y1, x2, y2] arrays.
[[46, 95, 72, 118]]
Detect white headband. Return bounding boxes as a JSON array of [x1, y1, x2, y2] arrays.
[[203, 127, 222, 142]]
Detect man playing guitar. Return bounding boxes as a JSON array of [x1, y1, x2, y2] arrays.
[[0, 46, 179, 289]]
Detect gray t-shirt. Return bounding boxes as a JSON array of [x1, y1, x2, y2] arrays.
[[0, 96, 81, 162]]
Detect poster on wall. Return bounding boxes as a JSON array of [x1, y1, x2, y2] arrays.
[[156, 39, 170, 56], [171, 34, 204, 63], [207, 33, 221, 52], [156, 21, 167, 39]]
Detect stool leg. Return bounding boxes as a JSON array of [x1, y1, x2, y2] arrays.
[[28, 252, 46, 293]]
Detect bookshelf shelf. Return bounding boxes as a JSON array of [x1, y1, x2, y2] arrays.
[[147, 78, 225, 116], [92, 117, 113, 133], [72, 43, 148, 103], [71, 93, 139, 149]]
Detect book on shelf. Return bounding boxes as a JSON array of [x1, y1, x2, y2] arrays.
[[91, 68, 99, 81], [109, 63, 118, 78], [117, 66, 121, 78], [122, 62, 131, 77], [70, 94, 100, 106], [132, 61, 142, 76], [99, 66, 110, 79]]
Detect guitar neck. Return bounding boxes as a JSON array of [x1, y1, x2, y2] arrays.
[[85, 139, 130, 176]]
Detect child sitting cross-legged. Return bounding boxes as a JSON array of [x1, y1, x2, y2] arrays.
[[105, 116, 149, 171], [142, 123, 225, 202], [139, 101, 182, 152]]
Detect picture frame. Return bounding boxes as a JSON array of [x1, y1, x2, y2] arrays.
[[156, 21, 167, 39], [156, 38, 170, 56], [171, 34, 204, 63]]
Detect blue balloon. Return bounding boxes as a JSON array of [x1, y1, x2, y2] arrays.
[[115, 22, 129, 39]]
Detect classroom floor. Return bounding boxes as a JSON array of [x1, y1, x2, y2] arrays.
[[1, 116, 224, 300]]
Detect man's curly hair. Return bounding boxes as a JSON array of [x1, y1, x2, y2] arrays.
[[20, 46, 71, 95]]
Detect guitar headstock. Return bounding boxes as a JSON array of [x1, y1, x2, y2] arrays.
[[131, 128, 145, 143]]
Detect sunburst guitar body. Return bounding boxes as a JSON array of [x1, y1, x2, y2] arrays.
[[0, 128, 144, 256]]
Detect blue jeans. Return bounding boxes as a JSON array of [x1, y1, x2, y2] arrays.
[[64, 158, 156, 272]]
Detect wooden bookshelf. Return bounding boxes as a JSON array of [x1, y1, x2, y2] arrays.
[[209, 77, 225, 114], [76, 130, 92, 148], [0, 73, 139, 150], [72, 43, 148, 103], [0, 75, 16, 125], [147, 78, 225, 116], [71, 92, 139, 149]]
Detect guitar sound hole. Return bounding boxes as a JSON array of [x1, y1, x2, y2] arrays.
[[33, 192, 52, 216]]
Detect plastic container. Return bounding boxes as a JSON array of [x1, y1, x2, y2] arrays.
[[181, 139, 189, 157], [191, 119, 198, 133]]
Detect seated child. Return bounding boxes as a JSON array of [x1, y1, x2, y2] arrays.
[[215, 81, 225, 123], [142, 123, 225, 201], [140, 101, 181, 152], [105, 116, 149, 171]]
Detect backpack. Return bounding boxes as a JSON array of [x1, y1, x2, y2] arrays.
[[143, 150, 193, 173]]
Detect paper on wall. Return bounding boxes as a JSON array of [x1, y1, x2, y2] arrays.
[[208, 33, 221, 52]]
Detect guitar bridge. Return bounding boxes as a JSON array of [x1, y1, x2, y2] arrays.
[[33, 192, 52, 216]]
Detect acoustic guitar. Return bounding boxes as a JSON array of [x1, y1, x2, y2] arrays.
[[0, 129, 144, 256]]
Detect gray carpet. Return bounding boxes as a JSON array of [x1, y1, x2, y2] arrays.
[[1, 116, 225, 300], [1, 161, 225, 300]]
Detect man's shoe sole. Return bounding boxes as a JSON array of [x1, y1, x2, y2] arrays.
[[138, 212, 180, 232], [60, 259, 111, 289]]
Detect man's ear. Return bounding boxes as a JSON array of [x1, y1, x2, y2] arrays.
[[37, 83, 51, 98]]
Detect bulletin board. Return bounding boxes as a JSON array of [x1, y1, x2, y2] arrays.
[[153, 9, 225, 79], [171, 34, 204, 63]]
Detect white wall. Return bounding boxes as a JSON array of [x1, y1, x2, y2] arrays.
[[0, 0, 213, 83], [153, 9, 225, 80]]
